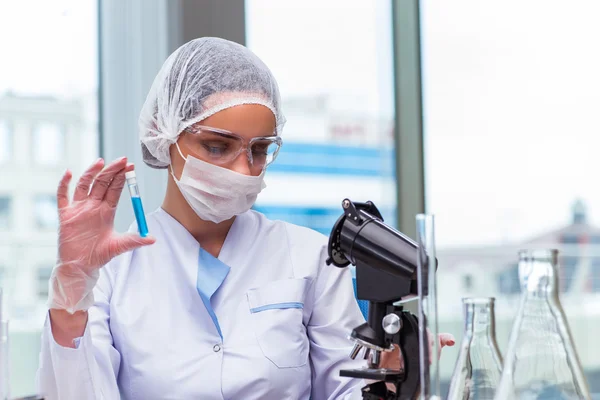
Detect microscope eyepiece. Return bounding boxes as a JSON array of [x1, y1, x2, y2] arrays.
[[326, 198, 419, 280]]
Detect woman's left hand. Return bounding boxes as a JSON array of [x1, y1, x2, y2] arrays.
[[378, 332, 455, 370]]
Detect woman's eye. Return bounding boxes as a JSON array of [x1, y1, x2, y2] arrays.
[[203, 144, 228, 155], [252, 146, 268, 155], [208, 147, 224, 154], [252, 141, 274, 156]]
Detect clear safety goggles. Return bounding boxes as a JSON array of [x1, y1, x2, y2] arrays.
[[182, 125, 282, 171]]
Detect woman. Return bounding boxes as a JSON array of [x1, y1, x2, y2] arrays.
[[36, 37, 453, 399]]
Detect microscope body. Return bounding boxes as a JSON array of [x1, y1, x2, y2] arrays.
[[327, 199, 432, 400]]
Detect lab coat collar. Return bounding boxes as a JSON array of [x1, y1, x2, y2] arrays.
[[153, 207, 256, 266]]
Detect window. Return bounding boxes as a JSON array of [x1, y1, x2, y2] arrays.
[[497, 264, 520, 295], [591, 258, 600, 293], [32, 123, 64, 165], [36, 266, 53, 299], [463, 274, 473, 291], [245, 0, 397, 231], [0, 120, 11, 163], [34, 194, 58, 229], [0, 197, 9, 229], [421, 1, 600, 392], [591, 236, 600, 293], [560, 234, 580, 293], [0, 1, 99, 396]]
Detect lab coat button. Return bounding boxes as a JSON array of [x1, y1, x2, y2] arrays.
[[213, 344, 221, 352]]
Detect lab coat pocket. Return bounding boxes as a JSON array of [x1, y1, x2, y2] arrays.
[[247, 278, 311, 369]]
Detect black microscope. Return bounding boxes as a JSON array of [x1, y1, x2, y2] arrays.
[[326, 199, 434, 400]]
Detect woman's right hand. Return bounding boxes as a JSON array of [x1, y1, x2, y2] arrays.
[[48, 157, 156, 314]]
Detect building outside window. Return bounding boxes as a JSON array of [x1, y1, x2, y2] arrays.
[[32, 123, 64, 166], [246, 0, 397, 233], [0, 196, 10, 230], [36, 266, 53, 300], [0, 120, 11, 163], [34, 195, 58, 230]]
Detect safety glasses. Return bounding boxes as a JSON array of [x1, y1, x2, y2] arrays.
[[182, 124, 282, 171]]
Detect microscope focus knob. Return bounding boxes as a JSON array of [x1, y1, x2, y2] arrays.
[[382, 313, 402, 335]]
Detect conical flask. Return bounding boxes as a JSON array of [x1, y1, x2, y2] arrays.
[[447, 298, 503, 400], [494, 249, 591, 400]]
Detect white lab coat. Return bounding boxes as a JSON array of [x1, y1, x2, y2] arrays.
[[36, 208, 368, 399]]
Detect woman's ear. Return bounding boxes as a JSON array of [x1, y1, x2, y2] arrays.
[[168, 141, 185, 180]]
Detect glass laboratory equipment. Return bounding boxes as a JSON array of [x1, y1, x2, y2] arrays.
[[494, 249, 590, 400], [447, 298, 503, 400], [125, 170, 148, 237], [416, 214, 440, 400]]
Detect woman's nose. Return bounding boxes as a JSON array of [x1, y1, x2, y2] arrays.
[[230, 152, 253, 176]]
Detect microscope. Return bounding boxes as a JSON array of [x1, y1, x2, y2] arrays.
[[326, 199, 434, 400]]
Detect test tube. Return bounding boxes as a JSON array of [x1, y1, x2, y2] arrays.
[[125, 171, 148, 237]]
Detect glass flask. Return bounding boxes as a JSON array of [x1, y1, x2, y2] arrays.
[[447, 298, 503, 400], [416, 214, 441, 400], [494, 249, 590, 400]]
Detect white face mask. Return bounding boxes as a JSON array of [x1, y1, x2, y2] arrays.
[[170, 143, 266, 223]]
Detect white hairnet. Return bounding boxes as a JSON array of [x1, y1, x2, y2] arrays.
[[139, 37, 286, 169]]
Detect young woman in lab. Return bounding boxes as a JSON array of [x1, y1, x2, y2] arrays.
[[36, 37, 454, 399]]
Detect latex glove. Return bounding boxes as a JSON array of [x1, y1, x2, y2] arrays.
[[379, 332, 456, 370], [48, 157, 156, 314], [377, 332, 454, 393]]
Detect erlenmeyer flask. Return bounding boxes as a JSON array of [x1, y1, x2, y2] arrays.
[[494, 249, 591, 400], [447, 298, 503, 400]]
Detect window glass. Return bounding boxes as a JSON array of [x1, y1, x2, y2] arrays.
[[34, 195, 58, 230], [36, 267, 53, 300], [32, 123, 64, 166], [421, 0, 600, 393], [0, 0, 99, 396], [0, 197, 10, 230], [0, 121, 11, 163], [246, 0, 397, 233]]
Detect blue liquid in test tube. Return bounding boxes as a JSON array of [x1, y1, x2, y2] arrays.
[[125, 170, 148, 237]]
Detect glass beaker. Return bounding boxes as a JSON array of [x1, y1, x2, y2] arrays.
[[447, 297, 503, 400], [494, 249, 590, 400]]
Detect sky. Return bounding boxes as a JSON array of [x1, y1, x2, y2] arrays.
[[0, 0, 97, 98], [245, 0, 395, 119], [420, 0, 600, 246], [3, 0, 600, 248]]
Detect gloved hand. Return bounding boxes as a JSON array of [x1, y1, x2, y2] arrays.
[[48, 157, 156, 314], [378, 332, 455, 393], [378, 331, 455, 370]]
